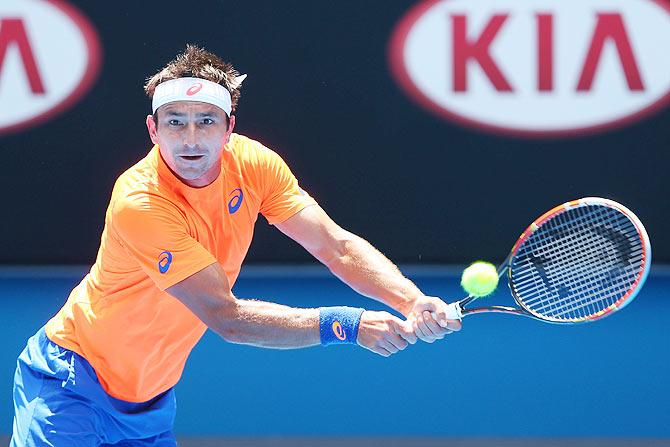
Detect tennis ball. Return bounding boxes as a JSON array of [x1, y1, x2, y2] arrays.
[[461, 261, 499, 297]]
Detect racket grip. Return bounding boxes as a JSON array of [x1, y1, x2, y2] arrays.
[[430, 302, 463, 322], [444, 302, 463, 320]]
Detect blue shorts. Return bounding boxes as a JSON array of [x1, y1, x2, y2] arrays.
[[11, 327, 177, 447]]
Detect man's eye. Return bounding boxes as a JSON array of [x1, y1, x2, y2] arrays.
[[169, 120, 181, 126], [202, 118, 214, 125]]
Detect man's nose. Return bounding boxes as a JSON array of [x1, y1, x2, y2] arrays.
[[183, 123, 198, 148]]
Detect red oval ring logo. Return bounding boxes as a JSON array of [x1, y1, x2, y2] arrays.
[[186, 83, 203, 96], [0, 0, 102, 136], [388, 0, 670, 138]]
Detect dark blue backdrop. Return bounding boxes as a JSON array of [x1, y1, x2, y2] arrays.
[[0, 1, 668, 265]]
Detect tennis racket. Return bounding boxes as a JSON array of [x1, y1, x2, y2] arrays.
[[442, 197, 651, 324]]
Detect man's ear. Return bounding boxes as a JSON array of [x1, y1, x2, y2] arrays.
[[146, 114, 159, 145]]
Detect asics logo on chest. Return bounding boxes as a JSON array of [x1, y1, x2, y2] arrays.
[[228, 188, 243, 214]]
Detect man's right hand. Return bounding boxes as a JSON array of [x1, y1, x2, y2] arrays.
[[356, 311, 418, 357]]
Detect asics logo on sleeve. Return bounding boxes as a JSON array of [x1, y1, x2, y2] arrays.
[[332, 321, 346, 341], [158, 251, 173, 274], [228, 188, 243, 214]]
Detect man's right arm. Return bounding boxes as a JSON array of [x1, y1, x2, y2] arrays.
[[111, 194, 415, 356], [165, 262, 417, 356]]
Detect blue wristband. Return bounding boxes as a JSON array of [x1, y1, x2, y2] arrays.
[[319, 306, 365, 346]]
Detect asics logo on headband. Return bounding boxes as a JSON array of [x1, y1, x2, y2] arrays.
[[152, 77, 237, 116], [332, 321, 347, 341], [186, 83, 203, 96]]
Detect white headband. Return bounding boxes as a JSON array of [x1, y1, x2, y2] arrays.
[[152, 76, 246, 116]]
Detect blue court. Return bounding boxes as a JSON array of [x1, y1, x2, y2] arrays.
[[1, 266, 668, 442]]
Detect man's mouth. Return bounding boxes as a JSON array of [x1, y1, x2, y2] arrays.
[[179, 155, 204, 161]]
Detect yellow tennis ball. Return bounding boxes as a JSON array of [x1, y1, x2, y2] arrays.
[[461, 261, 499, 297]]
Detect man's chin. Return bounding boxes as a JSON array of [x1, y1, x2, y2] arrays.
[[173, 167, 204, 180], [180, 172, 204, 181]]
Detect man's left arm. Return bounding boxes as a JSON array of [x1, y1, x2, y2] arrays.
[[275, 205, 461, 342]]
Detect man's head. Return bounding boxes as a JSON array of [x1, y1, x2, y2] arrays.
[[144, 45, 245, 187]]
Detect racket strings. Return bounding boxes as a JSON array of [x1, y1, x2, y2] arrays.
[[548, 208, 644, 318], [522, 209, 641, 319], [519, 210, 640, 316], [519, 210, 642, 319], [510, 204, 644, 322]]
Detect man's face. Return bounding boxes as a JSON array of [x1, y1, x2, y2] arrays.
[[146, 101, 235, 187]]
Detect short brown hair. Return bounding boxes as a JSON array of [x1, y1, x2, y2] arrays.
[[144, 44, 243, 113]]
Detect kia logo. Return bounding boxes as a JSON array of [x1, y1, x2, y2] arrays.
[[0, 0, 102, 135], [389, 0, 670, 137]]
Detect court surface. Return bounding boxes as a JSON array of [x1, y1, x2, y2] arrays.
[[0, 265, 668, 445]]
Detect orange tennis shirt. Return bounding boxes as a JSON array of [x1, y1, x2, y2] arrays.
[[45, 133, 317, 402]]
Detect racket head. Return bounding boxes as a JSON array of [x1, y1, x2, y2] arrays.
[[506, 197, 651, 324]]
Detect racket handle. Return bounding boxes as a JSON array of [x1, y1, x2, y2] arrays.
[[430, 302, 463, 323], [444, 302, 463, 320]]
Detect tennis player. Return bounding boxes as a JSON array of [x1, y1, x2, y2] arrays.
[[11, 45, 461, 447]]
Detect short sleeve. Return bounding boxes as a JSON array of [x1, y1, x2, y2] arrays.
[[258, 149, 317, 225], [111, 193, 217, 290]]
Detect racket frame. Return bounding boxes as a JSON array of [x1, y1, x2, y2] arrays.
[[444, 198, 651, 324]]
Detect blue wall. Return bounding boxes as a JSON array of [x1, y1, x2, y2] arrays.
[[1, 267, 668, 437]]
